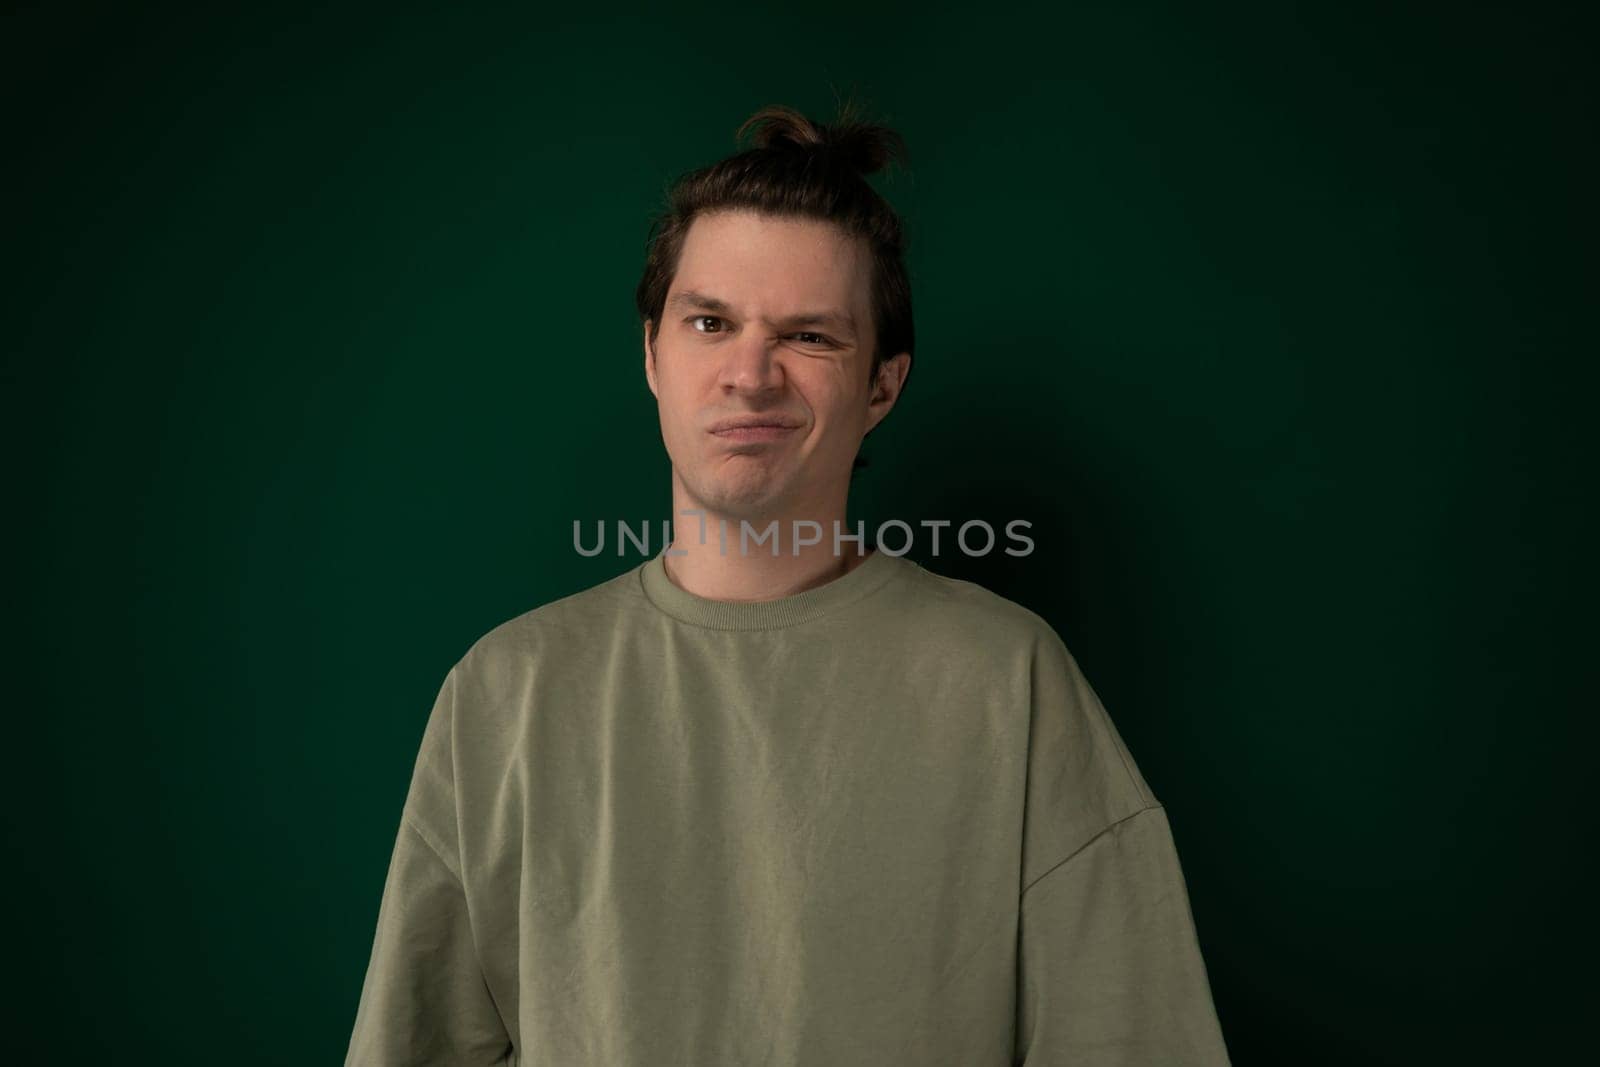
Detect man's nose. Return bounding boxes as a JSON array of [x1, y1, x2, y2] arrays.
[[718, 334, 785, 394]]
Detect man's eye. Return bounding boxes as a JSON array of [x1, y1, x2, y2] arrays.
[[688, 318, 831, 347]]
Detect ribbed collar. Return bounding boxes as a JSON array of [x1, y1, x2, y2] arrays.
[[638, 548, 910, 630]]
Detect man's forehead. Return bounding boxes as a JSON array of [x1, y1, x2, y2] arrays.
[[682, 208, 858, 256], [670, 215, 867, 325]]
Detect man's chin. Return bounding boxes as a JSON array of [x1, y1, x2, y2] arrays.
[[692, 475, 793, 522]]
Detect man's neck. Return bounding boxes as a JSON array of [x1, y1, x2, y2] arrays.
[[660, 496, 873, 604]]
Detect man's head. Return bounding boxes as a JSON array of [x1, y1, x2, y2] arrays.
[[636, 102, 915, 523]]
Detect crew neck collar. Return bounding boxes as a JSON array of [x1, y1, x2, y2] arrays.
[[638, 548, 909, 630]]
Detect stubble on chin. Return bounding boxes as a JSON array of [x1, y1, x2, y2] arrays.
[[681, 459, 793, 525], [694, 479, 784, 524]]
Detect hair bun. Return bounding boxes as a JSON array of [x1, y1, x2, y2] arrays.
[[737, 101, 908, 177]]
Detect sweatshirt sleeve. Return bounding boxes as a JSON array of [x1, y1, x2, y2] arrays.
[[345, 667, 515, 1067], [1015, 806, 1232, 1065], [1014, 626, 1231, 1065]]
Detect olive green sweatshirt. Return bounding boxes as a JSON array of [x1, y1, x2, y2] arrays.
[[344, 548, 1231, 1065]]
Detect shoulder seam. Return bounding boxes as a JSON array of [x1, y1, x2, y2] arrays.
[[401, 807, 464, 884], [1020, 803, 1165, 897]]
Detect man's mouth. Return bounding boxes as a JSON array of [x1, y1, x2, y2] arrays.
[[709, 415, 803, 443]]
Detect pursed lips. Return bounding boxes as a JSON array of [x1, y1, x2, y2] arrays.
[[708, 416, 802, 443]]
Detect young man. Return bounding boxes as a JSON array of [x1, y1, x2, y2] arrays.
[[345, 104, 1232, 1066]]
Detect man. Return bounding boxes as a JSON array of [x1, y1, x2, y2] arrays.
[[345, 103, 1232, 1065]]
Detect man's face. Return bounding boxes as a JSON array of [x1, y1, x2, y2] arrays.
[[644, 209, 905, 522]]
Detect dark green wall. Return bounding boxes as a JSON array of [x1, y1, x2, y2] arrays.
[[8, 2, 1591, 1062]]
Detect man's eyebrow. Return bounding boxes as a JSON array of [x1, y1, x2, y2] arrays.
[[665, 290, 857, 335], [666, 290, 734, 315]]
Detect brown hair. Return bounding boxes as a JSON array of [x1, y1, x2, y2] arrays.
[[634, 100, 915, 473]]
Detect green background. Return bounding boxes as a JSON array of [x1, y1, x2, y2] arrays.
[[7, 1, 1592, 1062]]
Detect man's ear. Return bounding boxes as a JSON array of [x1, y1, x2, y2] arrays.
[[643, 320, 659, 399], [864, 351, 911, 433]]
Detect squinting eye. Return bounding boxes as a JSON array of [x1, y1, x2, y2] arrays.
[[793, 332, 832, 346]]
